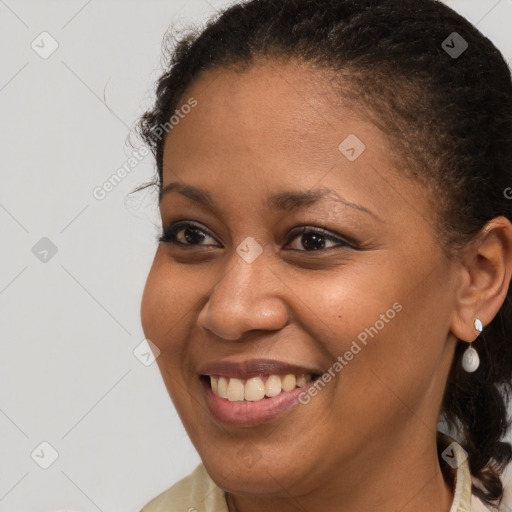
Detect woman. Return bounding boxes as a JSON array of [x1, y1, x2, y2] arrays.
[[137, 0, 512, 510]]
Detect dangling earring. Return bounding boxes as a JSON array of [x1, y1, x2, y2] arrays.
[[462, 318, 482, 372]]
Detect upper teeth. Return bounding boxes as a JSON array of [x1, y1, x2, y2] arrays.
[[210, 374, 312, 402]]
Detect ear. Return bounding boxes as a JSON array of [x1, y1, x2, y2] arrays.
[[450, 216, 512, 343]]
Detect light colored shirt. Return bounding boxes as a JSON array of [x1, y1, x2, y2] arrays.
[[140, 434, 494, 512]]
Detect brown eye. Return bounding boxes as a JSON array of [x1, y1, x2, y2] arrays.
[[286, 227, 352, 251], [159, 221, 219, 246]]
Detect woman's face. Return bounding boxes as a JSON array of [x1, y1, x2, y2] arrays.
[[141, 61, 460, 497]]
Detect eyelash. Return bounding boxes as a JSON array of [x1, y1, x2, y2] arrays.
[[158, 220, 353, 251]]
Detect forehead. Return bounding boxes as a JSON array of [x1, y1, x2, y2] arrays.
[[167, 59, 363, 150], [161, 61, 429, 227]]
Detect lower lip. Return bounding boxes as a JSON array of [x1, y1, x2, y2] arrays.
[[201, 377, 316, 427]]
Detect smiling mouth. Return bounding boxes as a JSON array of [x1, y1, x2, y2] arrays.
[[201, 373, 322, 402]]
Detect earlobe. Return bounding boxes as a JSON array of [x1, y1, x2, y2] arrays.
[[449, 216, 512, 344]]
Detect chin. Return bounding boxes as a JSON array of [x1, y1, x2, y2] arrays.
[[202, 454, 311, 497]]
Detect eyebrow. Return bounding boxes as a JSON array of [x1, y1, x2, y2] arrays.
[[160, 182, 380, 220]]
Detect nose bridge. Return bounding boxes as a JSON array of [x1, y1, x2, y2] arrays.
[[197, 247, 288, 340]]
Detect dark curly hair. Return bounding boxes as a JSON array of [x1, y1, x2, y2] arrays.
[[137, 0, 512, 507]]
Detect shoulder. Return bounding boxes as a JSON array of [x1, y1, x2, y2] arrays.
[[471, 490, 512, 512], [471, 494, 506, 512], [140, 462, 229, 512]]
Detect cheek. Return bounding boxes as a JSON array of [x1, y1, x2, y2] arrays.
[[287, 261, 439, 407], [286, 263, 402, 358], [140, 259, 167, 341], [320, 264, 454, 428], [140, 258, 203, 407], [140, 255, 200, 345]]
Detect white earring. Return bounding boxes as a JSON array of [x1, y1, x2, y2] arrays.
[[462, 318, 482, 373]]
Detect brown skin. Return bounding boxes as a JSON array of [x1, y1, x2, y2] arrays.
[[140, 60, 512, 512]]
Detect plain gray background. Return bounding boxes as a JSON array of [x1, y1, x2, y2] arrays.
[[1, 0, 511, 510]]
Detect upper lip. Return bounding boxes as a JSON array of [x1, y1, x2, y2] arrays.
[[198, 358, 323, 379]]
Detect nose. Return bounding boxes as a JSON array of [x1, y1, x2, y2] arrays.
[[197, 249, 289, 340]]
